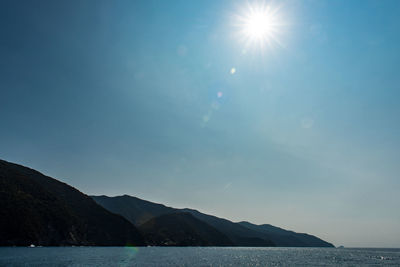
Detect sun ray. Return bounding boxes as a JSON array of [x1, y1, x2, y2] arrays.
[[234, 1, 286, 52]]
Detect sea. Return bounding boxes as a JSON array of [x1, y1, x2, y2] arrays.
[[0, 247, 399, 266]]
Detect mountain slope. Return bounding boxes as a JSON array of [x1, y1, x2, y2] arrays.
[[181, 208, 275, 247], [239, 221, 334, 247], [93, 195, 175, 226], [93, 195, 334, 247], [92, 195, 275, 246], [92, 195, 236, 246], [139, 212, 234, 246], [0, 159, 144, 246]]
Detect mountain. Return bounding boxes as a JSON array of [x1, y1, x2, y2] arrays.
[[0, 159, 144, 246], [92, 195, 275, 246], [93, 195, 235, 246], [0, 158, 333, 247], [93, 195, 176, 226], [139, 212, 233, 246], [238, 221, 334, 247], [92, 195, 334, 247], [180, 208, 275, 247]]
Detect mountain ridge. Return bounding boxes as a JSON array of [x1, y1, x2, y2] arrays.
[[139, 212, 234, 246], [0, 158, 333, 247], [92, 194, 334, 247]]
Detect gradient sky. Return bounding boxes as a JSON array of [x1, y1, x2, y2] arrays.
[[1, 0, 400, 247]]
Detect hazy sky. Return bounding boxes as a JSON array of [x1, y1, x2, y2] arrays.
[[1, 0, 400, 247]]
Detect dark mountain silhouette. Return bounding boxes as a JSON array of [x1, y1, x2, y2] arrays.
[[92, 195, 334, 247], [238, 221, 333, 247], [93, 195, 236, 246], [0, 158, 333, 247], [0, 159, 144, 246], [93, 195, 176, 226], [180, 208, 275, 247], [139, 212, 233, 246], [92, 195, 274, 246]]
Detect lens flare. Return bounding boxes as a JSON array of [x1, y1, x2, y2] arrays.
[[125, 243, 139, 255]]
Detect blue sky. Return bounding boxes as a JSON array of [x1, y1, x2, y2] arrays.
[[1, 0, 400, 247]]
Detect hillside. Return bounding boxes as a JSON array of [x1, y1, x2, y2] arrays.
[[180, 208, 275, 247], [93, 194, 175, 226], [0, 159, 144, 246], [0, 158, 333, 247], [139, 212, 234, 246], [92, 194, 333, 247], [239, 221, 333, 247]]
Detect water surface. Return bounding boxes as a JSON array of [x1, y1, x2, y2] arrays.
[[1, 247, 399, 266]]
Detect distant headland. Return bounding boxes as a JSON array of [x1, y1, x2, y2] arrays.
[[0, 159, 334, 247]]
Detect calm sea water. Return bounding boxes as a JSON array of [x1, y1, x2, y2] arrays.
[[0, 247, 399, 266]]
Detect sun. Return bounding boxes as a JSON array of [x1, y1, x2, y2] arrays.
[[245, 8, 274, 39], [235, 2, 284, 50]]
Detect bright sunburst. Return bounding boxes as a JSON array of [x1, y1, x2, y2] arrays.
[[235, 1, 284, 51]]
